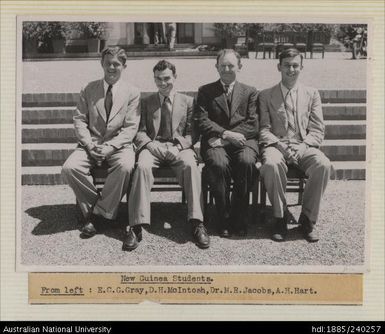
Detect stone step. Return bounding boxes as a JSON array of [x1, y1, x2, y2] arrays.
[[22, 106, 75, 124], [22, 103, 367, 124], [21, 140, 366, 167], [21, 121, 366, 143], [21, 160, 366, 185], [22, 90, 367, 107], [324, 120, 366, 139], [322, 103, 366, 120]]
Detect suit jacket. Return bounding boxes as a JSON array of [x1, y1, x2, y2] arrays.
[[194, 80, 259, 157], [258, 83, 325, 148], [135, 92, 195, 153], [73, 79, 141, 150]]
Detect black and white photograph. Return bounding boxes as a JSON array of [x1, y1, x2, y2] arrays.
[[18, 18, 368, 271]]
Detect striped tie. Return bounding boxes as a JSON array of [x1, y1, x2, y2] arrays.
[[224, 84, 231, 109], [285, 89, 296, 137]]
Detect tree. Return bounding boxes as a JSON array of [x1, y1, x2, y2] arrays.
[[213, 23, 247, 48]]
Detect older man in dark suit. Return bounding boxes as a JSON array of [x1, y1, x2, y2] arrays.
[[195, 49, 259, 237]]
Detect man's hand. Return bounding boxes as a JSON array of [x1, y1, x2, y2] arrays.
[[165, 145, 180, 161], [95, 144, 116, 158], [147, 142, 168, 160], [274, 141, 299, 166], [290, 142, 308, 161], [89, 146, 106, 165], [222, 131, 246, 147]]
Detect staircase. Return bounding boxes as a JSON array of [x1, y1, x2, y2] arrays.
[[21, 90, 366, 185]]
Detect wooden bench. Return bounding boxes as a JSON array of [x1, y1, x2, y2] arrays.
[[91, 157, 306, 226]]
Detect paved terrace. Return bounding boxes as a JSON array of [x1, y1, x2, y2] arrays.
[[23, 52, 367, 93]]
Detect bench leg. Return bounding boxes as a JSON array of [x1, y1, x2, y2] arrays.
[[298, 178, 305, 205], [259, 179, 267, 224]]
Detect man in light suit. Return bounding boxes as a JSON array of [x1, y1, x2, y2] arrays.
[[195, 49, 259, 238], [125, 60, 209, 251], [62, 47, 140, 238], [259, 48, 331, 242]]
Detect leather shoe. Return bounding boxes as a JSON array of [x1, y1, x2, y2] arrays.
[[80, 221, 97, 238], [233, 224, 247, 237], [191, 220, 210, 249], [271, 217, 287, 242], [122, 226, 142, 251], [219, 228, 231, 238], [298, 213, 319, 243]]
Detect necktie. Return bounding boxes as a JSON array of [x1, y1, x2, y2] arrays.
[[285, 89, 296, 137], [160, 96, 172, 140], [105, 84, 113, 122], [224, 84, 231, 109]]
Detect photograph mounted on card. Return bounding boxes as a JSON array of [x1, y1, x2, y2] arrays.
[[17, 16, 369, 274]]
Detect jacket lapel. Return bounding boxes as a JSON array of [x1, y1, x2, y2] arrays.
[[172, 93, 185, 135], [296, 83, 308, 139], [150, 93, 162, 138], [95, 80, 107, 123], [230, 81, 244, 117], [213, 80, 230, 117], [271, 84, 288, 130]]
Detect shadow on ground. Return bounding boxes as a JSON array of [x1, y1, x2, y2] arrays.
[[26, 204, 82, 235], [26, 200, 308, 243]]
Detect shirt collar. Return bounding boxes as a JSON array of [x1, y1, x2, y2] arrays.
[[220, 80, 236, 91], [103, 80, 120, 96], [280, 82, 299, 96], [159, 90, 176, 104]]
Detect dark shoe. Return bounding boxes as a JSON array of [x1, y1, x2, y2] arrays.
[[191, 220, 210, 249], [219, 228, 231, 238], [298, 213, 319, 243], [122, 226, 143, 251], [271, 217, 287, 242], [233, 224, 248, 237], [218, 216, 232, 238], [80, 221, 97, 238]]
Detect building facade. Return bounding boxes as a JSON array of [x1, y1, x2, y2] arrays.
[[105, 22, 219, 47]]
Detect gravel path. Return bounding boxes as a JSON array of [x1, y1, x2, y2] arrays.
[[21, 180, 365, 269], [23, 53, 367, 94]]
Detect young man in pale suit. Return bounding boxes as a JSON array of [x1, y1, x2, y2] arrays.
[[195, 49, 259, 238], [124, 60, 209, 251], [259, 48, 331, 242], [62, 47, 140, 238]]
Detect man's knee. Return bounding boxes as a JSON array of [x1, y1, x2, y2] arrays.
[[180, 151, 197, 169], [238, 152, 257, 169], [316, 155, 332, 173], [136, 158, 153, 174], [117, 159, 135, 174], [61, 158, 77, 177]]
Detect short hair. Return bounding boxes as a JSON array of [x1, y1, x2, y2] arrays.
[[278, 48, 303, 65], [216, 49, 242, 66], [101, 46, 127, 65], [153, 60, 176, 76]]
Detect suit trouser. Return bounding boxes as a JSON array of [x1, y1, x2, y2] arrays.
[[128, 148, 204, 226], [203, 145, 258, 225], [62, 146, 135, 220], [260, 146, 331, 222]]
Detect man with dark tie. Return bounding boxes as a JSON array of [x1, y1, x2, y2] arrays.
[[124, 60, 209, 251], [258, 48, 331, 242], [194, 49, 259, 237], [62, 47, 140, 239]]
